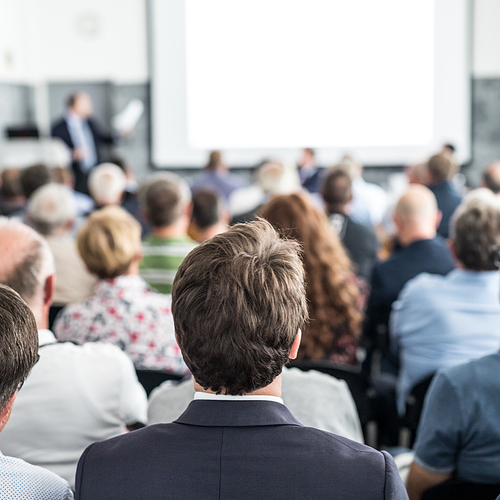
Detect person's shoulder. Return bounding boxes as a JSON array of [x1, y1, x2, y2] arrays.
[[51, 118, 67, 133], [399, 272, 446, 298], [282, 366, 348, 390], [0, 453, 73, 499]]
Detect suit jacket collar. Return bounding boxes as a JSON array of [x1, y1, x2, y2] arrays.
[[174, 400, 303, 427]]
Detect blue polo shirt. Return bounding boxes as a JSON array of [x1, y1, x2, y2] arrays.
[[414, 352, 500, 483]]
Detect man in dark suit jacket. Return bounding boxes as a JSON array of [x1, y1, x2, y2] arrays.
[[51, 92, 115, 194], [298, 147, 323, 193], [364, 185, 455, 359], [425, 154, 462, 239], [75, 220, 408, 500], [322, 167, 379, 281]]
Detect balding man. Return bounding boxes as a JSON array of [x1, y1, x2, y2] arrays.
[[364, 186, 455, 359], [391, 189, 500, 414], [0, 219, 147, 488], [482, 161, 500, 195], [88, 162, 127, 209]]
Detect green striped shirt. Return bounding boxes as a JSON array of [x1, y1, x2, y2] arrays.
[[140, 236, 197, 294]]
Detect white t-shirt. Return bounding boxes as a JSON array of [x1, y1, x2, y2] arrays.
[[0, 330, 147, 488]]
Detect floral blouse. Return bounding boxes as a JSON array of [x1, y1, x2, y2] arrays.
[[53, 275, 187, 373]]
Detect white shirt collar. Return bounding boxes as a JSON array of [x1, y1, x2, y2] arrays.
[[38, 329, 57, 347], [194, 392, 283, 405]]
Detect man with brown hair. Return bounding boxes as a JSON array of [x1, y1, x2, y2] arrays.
[[425, 153, 462, 238], [139, 173, 197, 294], [75, 220, 407, 500]]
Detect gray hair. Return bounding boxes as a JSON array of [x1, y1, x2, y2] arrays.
[[88, 163, 127, 205], [450, 188, 500, 271], [27, 183, 77, 236]]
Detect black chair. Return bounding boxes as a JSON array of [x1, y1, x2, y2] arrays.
[[136, 369, 185, 396], [287, 360, 375, 430], [422, 479, 500, 500], [402, 373, 435, 446]]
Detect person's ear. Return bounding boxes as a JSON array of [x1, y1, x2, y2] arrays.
[[448, 239, 458, 262], [184, 203, 193, 219], [435, 210, 442, 231], [43, 275, 55, 309], [393, 212, 402, 232], [289, 330, 302, 360], [0, 393, 17, 433]]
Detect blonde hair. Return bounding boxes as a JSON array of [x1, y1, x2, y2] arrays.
[[77, 206, 141, 280]]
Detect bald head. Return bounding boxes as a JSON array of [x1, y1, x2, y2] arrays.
[[394, 186, 440, 245], [482, 161, 500, 194], [0, 219, 54, 318]]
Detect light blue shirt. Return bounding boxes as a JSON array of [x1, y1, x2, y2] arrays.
[[391, 269, 500, 414], [0, 451, 73, 499], [65, 112, 97, 172]]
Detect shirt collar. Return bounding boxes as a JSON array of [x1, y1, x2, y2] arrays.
[[194, 392, 283, 405], [38, 329, 57, 347]]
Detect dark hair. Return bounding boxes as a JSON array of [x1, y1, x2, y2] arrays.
[[0, 285, 38, 410], [443, 143, 456, 153], [261, 193, 362, 360], [427, 154, 452, 183], [20, 164, 51, 199], [483, 169, 500, 195], [66, 93, 79, 109], [172, 219, 308, 395], [452, 198, 500, 271], [322, 168, 352, 213], [142, 177, 185, 228], [206, 151, 223, 172], [0, 170, 23, 199], [192, 189, 223, 229]]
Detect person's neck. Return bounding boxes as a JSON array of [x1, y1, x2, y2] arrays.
[[398, 230, 435, 247], [327, 203, 349, 215], [194, 374, 282, 398], [152, 221, 188, 239], [197, 223, 227, 243]]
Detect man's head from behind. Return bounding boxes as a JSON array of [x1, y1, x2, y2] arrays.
[[139, 173, 191, 230], [482, 161, 500, 195], [0, 219, 55, 328], [0, 285, 38, 432], [322, 167, 352, 214], [426, 154, 453, 184], [19, 164, 51, 200], [172, 219, 308, 395], [393, 185, 440, 246], [88, 163, 127, 207], [191, 189, 228, 242], [450, 188, 500, 271]]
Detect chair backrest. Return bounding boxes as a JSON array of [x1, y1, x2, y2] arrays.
[[422, 479, 500, 500], [287, 360, 373, 426], [136, 369, 184, 396], [403, 372, 435, 444]]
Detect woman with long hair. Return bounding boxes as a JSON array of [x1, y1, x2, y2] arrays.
[[261, 192, 363, 365]]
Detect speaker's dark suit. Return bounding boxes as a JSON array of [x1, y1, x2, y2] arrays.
[[75, 400, 407, 499], [51, 118, 114, 194]]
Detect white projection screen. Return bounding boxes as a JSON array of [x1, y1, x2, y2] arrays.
[[150, 0, 471, 168]]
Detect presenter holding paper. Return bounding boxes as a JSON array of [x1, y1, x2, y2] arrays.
[[51, 92, 133, 194]]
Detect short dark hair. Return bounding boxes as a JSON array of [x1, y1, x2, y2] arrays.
[[0, 170, 23, 199], [66, 93, 79, 109], [322, 168, 352, 213], [483, 171, 500, 194], [452, 194, 500, 271], [172, 219, 308, 395], [192, 189, 223, 229], [427, 154, 452, 183], [206, 151, 223, 172], [20, 164, 51, 199], [141, 176, 187, 228], [0, 285, 38, 410]]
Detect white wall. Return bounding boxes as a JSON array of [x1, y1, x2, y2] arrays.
[[473, 0, 500, 77], [0, 0, 148, 83]]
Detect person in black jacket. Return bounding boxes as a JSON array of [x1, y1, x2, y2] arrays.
[[51, 92, 115, 194], [322, 167, 379, 282]]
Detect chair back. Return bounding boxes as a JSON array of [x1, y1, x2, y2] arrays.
[[422, 479, 500, 500], [136, 369, 184, 396]]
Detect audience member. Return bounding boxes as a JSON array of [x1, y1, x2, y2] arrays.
[[52, 166, 94, 215], [364, 185, 455, 357], [0, 220, 147, 488], [391, 189, 500, 414], [51, 92, 116, 194], [189, 189, 228, 243], [190, 150, 247, 203], [0, 169, 25, 217], [340, 155, 388, 227], [322, 167, 379, 281], [74, 220, 407, 499], [148, 368, 364, 443], [26, 183, 97, 321], [298, 147, 322, 193], [19, 164, 51, 200], [262, 193, 363, 365], [53, 206, 186, 373], [0, 284, 73, 499], [424, 154, 462, 238], [407, 351, 500, 499], [481, 160, 500, 194], [88, 162, 127, 209], [139, 173, 197, 294]]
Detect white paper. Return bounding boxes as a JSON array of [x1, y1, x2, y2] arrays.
[[112, 99, 144, 132]]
